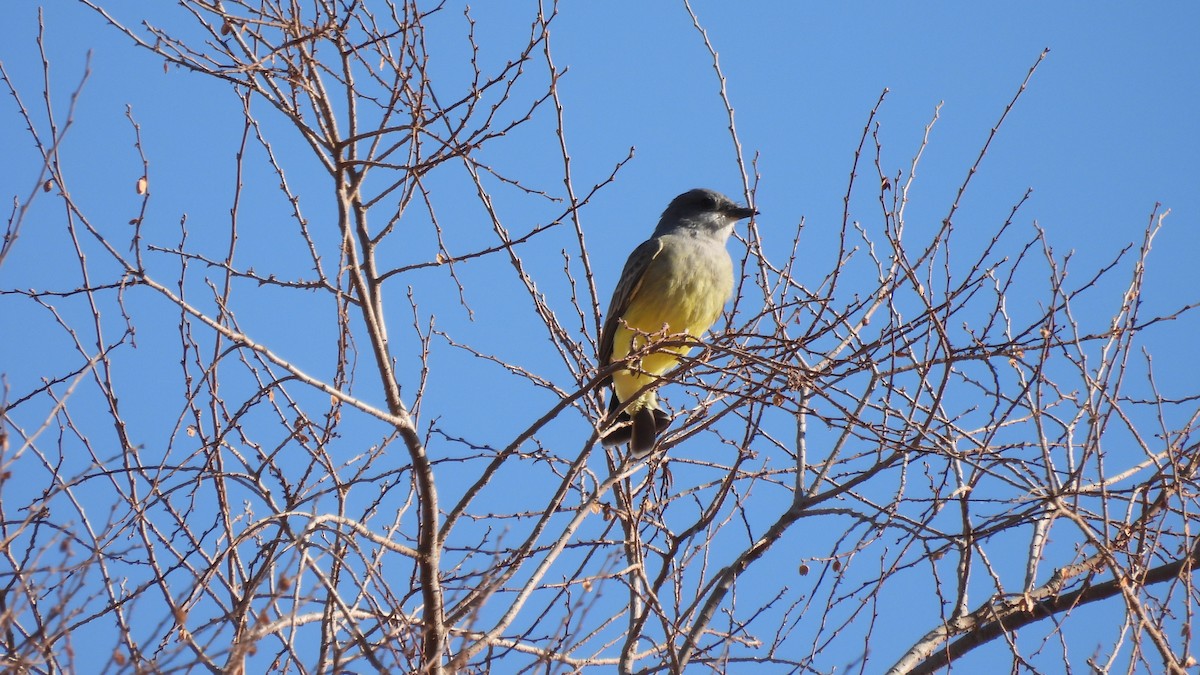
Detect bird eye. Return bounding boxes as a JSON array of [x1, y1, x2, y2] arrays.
[[693, 191, 720, 210], [671, 189, 728, 214]]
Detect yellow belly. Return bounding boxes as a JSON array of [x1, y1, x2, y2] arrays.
[[610, 237, 732, 411]]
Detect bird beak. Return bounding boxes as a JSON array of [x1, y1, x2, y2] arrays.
[[730, 206, 758, 220]]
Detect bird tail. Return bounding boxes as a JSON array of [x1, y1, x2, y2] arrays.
[[629, 408, 659, 459], [600, 395, 671, 458]]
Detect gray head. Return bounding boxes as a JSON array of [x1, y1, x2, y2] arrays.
[[653, 188, 757, 239]]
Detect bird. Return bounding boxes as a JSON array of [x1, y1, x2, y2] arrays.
[[598, 188, 757, 458]]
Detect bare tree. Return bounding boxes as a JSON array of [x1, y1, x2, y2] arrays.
[[2, 2, 1197, 673]]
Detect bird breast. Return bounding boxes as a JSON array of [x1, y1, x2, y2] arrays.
[[627, 234, 733, 337]]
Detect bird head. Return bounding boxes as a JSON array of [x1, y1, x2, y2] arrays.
[[654, 188, 757, 238]]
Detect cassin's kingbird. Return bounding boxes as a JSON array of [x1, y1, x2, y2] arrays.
[[598, 188, 757, 458]]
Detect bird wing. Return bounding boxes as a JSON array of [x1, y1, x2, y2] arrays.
[[598, 237, 664, 371]]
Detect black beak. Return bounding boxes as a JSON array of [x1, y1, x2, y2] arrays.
[[729, 205, 758, 220]]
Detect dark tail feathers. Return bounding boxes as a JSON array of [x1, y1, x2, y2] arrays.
[[601, 395, 671, 458]]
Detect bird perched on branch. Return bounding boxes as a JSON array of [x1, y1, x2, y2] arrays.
[[598, 188, 757, 458]]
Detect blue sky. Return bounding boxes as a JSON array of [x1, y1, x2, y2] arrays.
[[2, 1, 1198, 672]]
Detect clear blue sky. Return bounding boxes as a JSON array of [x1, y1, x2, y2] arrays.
[[6, 2, 1197, 328], [2, 1, 1198, 672]]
